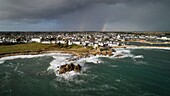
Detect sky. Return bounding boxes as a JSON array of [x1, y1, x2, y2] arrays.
[[0, 0, 170, 31]]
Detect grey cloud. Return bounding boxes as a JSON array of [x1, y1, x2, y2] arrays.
[[0, 0, 165, 21], [56, 1, 170, 31], [0, 0, 114, 21], [0, 0, 170, 31]]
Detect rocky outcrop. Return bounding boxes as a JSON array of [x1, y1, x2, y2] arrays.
[[59, 63, 81, 74], [115, 54, 123, 58], [74, 64, 81, 72], [112, 49, 116, 52]]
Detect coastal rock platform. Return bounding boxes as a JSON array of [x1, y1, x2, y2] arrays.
[[59, 63, 82, 74]]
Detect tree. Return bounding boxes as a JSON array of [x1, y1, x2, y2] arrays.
[[16, 38, 22, 43]]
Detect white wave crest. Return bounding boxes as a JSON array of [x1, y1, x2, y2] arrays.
[[133, 55, 144, 59], [0, 48, 146, 80], [110, 48, 145, 60], [0, 53, 62, 64], [48, 54, 103, 79]]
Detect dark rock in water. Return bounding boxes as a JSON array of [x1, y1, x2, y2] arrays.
[[74, 64, 82, 72], [59, 63, 82, 74], [115, 54, 124, 57], [112, 49, 116, 52], [67, 63, 74, 71], [59, 64, 68, 74]]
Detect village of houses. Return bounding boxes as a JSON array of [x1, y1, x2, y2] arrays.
[[0, 32, 170, 49]]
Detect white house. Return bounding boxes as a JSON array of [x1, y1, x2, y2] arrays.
[[41, 41, 51, 44], [57, 40, 66, 44], [108, 43, 118, 47], [68, 40, 73, 45], [98, 42, 104, 46], [0, 40, 3, 43], [72, 41, 81, 45], [31, 37, 41, 43], [93, 44, 98, 48], [81, 41, 87, 46]]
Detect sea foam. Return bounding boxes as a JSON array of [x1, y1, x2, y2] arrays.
[[0, 48, 146, 79], [48, 48, 146, 79], [0, 53, 61, 64], [133, 55, 144, 59], [47, 54, 102, 79]]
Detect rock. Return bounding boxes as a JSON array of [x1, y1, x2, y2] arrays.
[[108, 51, 113, 56], [74, 64, 82, 72], [115, 54, 123, 57], [59, 64, 68, 74], [58, 63, 81, 74], [112, 49, 116, 52], [68, 63, 75, 71]]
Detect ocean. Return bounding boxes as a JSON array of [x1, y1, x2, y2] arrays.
[[0, 48, 170, 96]]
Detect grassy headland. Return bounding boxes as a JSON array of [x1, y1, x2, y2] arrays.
[[1, 42, 169, 58], [0, 43, 92, 58]]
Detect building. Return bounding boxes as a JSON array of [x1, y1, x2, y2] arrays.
[[31, 37, 41, 43]]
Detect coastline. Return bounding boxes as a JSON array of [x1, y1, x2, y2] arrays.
[[0, 50, 83, 58], [1, 44, 170, 78], [0, 45, 170, 59], [0, 49, 92, 59], [0, 43, 91, 58], [124, 45, 170, 50]]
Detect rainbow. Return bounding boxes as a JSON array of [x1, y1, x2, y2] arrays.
[[101, 16, 110, 32]]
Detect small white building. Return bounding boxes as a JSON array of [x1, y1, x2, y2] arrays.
[[72, 41, 81, 45], [31, 38, 41, 43], [68, 40, 73, 45], [0, 40, 3, 43], [98, 42, 104, 46], [108, 43, 118, 47], [42, 41, 51, 44], [57, 40, 66, 44], [81, 41, 87, 46], [93, 44, 98, 48], [41, 40, 56, 44]]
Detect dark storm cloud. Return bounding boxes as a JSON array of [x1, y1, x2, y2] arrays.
[[57, 0, 170, 31], [0, 0, 170, 31], [0, 0, 120, 21], [0, 0, 165, 21]]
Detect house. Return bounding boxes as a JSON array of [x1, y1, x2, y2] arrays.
[[93, 43, 98, 48], [31, 37, 41, 43], [68, 40, 73, 45], [72, 41, 81, 45], [41, 41, 51, 44], [57, 40, 66, 44], [0, 40, 3, 43]]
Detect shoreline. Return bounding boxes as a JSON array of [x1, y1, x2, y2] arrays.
[[0, 45, 170, 59], [124, 45, 170, 50], [123, 41, 170, 45]]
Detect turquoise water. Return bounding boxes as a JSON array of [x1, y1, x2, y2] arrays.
[[0, 49, 170, 96]]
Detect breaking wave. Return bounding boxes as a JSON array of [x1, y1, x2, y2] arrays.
[[0, 53, 61, 64], [0, 48, 146, 79], [133, 55, 144, 59], [47, 54, 102, 79], [47, 48, 146, 79]]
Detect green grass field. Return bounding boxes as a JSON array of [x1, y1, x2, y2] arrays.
[[0, 43, 91, 55], [0, 43, 53, 54]]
